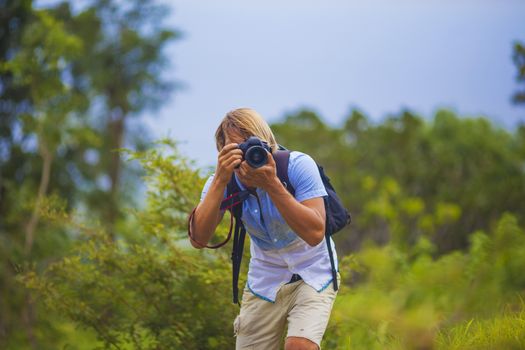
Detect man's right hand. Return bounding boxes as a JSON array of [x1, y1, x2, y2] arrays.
[[215, 143, 243, 185]]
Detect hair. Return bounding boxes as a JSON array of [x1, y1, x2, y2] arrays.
[[214, 108, 279, 152]]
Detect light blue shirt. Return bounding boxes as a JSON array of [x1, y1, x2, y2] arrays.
[[200, 151, 337, 302]]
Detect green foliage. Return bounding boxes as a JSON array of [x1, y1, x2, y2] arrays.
[[323, 214, 525, 349], [21, 231, 236, 349], [437, 306, 525, 350], [272, 108, 525, 254], [512, 40, 525, 106], [10, 128, 525, 349], [19, 142, 238, 349], [48, 0, 180, 231], [0, 1, 179, 348]]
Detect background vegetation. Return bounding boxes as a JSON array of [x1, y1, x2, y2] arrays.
[[1, 0, 524, 349]]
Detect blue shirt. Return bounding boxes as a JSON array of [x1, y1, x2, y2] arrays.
[[201, 151, 328, 250]]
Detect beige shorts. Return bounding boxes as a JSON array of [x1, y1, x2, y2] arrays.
[[233, 274, 339, 350]]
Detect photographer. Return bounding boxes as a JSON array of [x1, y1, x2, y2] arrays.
[[189, 108, 339, 350]]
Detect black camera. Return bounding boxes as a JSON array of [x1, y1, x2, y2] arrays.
[[238, 136, 272, 168]]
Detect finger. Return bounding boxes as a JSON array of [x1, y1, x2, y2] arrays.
[[234, 168, 244, 182], [219, 150, 242, 164], [219, 149, 242, 162], [238, 165, 247, 178], [239, 161, 251, 173], [224, 156, 242, 170], [219, 143, 239, 156], [266, 151, 275, 166], [223, 142, 240, 151], [221, 150, 242, 162]]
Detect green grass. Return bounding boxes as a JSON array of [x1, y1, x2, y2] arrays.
[[436, 307, 525, 350]]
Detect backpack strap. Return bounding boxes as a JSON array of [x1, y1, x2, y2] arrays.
[[324, 195, 339, 292], [272, 150, 295, 196], [226, 174, 247, 305], [231, 214, 246, 305]]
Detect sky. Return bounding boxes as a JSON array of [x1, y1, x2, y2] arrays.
[[141, 0, 525, 167]]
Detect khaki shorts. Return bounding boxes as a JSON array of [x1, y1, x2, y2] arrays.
[[233, 274, 339, 350]]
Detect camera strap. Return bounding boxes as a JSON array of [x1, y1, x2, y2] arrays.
[[220, 190, 250, 210], [187, 206, 233, 249], [187, 189, 249, 249]]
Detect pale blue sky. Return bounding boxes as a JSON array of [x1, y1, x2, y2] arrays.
[[143, 1, 523, 166]]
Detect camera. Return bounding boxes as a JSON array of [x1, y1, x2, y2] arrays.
[[238, 136, 272, 168]]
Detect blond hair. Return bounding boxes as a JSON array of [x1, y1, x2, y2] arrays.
[[215, 108, 278, 152]]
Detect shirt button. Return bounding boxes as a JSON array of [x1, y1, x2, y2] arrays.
[[273, 238, 278, 242], [254, 209, 258, 213]]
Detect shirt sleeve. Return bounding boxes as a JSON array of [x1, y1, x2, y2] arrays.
[[287, 152, 327, 202], [200, 173, 227, 202]]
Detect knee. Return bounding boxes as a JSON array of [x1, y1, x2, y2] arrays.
[[285, 336, 319, 350]]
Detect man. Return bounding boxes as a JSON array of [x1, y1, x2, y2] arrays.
[[189, 108, 339, 350]]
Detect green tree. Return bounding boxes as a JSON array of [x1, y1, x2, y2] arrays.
[[52, 0, 179, 236], [512, 40, 525, 107], [0, 6, 90, 348], [324, 214, 525, 349], [0, 1, 179, 347], [20, 141, 239, 349], [271, 108, 525, 254]]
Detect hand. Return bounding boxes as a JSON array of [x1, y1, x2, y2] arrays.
[[215, 143, 243, 186], [235, 151, 279, 191]]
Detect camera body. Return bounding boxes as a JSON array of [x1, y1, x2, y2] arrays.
[[238, 136, 272, 168]]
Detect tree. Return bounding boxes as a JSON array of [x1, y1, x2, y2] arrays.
[[1, 5, 90, 347], [512, 41, 525, 107], [271, 108, 525, 254], [20, 142, 239, 349], [0, 1, 179, 347], [52, 0, 179, 236]]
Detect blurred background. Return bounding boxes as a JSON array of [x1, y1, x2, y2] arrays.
[[1, 0, 524, 349]]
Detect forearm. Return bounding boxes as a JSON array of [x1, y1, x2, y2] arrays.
[[190, 178, 226, 248], [265, 178, 325, 246]]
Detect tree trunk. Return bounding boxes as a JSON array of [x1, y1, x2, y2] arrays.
[[106, 108, 126, 238], [24, 142, 53, 255], [21, 293, 37, 350], [22, 141, 53, 350]]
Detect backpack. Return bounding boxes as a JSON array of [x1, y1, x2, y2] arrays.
[[188, 148, 351, 305]]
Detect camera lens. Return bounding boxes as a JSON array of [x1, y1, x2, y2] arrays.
[[251, 150, 263, 162], [245, 147, 268, 168]]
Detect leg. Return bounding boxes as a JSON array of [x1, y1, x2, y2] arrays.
[[285, 276, 339, 349], [234, 288, 287, 350], [285, 336, 319, 350]]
